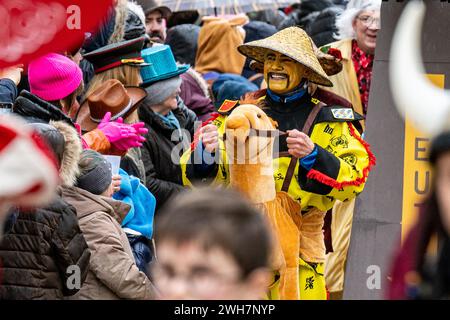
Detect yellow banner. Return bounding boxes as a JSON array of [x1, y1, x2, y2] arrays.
[[401, 74, 443, 240]]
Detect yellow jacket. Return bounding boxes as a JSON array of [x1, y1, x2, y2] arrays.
[[320, 39, 365, 129], [180, 93, 375, 262]]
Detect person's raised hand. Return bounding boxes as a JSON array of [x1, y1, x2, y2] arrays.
[[201, 124, 219, 153]]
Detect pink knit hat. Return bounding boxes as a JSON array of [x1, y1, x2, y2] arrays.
[[28, 53, 83, 101]]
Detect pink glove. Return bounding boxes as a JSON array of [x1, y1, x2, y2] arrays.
[[97, 112, 137, 143], [112, 117, 148, 150]]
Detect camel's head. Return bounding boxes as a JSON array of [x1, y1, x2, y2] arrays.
[[224, 104, 278, 164]]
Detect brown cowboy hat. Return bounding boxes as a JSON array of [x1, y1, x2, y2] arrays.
[[76, 79, 147, 132]]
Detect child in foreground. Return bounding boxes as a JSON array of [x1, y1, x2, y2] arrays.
[[153, 188, 273, 300]]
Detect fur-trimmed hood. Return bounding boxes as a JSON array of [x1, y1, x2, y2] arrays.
[[109, 0, 146, 44], [50, 121, 82, 187]]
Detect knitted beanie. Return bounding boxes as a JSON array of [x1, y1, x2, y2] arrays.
[[144, 76, 182, 107], [76, 150, 113, 195], [28, 53, 83, 101]]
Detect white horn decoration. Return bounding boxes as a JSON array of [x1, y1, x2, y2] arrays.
[[390, 0, 450, 136]]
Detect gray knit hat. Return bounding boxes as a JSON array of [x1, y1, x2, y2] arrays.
[[76, 150, 113, 195], [143, 76, 182, 107]]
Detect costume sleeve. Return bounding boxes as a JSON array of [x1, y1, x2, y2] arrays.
[[298, 121, 376, 202]]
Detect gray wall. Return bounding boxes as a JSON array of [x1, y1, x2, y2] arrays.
[[344, 0, 450, 300]]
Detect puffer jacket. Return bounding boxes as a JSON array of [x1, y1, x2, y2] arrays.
[[12, 90, 114, 154], [12, 90, 74, 126], [0, 194, 90, 299], [306, 6, 343, 47], [61, 186, 155, 300], [138, 97, 197, 212]]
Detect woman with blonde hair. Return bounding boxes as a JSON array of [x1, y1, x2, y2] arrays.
[[76, 37, 150, 182]]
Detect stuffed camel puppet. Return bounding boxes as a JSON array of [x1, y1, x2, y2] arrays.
[[224, 104, 302, 300]]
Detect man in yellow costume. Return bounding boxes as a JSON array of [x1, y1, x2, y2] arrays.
[[180, 27, 375, 300]]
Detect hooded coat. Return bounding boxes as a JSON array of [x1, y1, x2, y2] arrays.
[[180, 68, 215, 121], [0, 121, 90, 300], [61, 186, 155, 300], [195, 17, 247, 76]]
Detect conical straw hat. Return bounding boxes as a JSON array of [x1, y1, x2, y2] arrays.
[[238, 27, 333, 87]]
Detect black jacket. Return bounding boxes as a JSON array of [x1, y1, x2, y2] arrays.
[[12, 90, 75, 126], [138, 98, 197, 212], [0, 191, 90, 299], [307, 7, 343, 47]]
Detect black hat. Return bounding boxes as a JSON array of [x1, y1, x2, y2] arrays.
[[83, 37, 150, 74], [136, 0, 171, 17]]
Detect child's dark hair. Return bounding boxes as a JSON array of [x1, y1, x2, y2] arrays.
[[155, 188, 272, 278]]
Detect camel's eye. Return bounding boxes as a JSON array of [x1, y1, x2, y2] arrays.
[[257, 113, 262, 118]]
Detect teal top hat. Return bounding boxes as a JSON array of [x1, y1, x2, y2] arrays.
[[140, 45, 189, 87]]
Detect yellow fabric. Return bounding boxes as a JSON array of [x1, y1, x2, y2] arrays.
[[267, 258, 327, 300], [320, 39, 365, 130], [180, 98, 371, 299], [325, 199, 355, 292], [182, 112, 369, 216], [181, 98, 370, 266], [195, 17, 246, 75]]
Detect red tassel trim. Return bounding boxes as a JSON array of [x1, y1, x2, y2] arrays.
[[190, 112, 220, 151], [306, 122, 377, 189]]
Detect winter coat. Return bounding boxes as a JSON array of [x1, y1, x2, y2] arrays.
[[165, 24, 200, 67], [278, 0, 334, 31], [0, 193, 90, 299], [12, 90, 74, 126], [61, 186, 155, 300], [138, 98, 197, 212], [180, 68, 215, 121], [181, 89, 373, 264], [307, 7, 343, 47]]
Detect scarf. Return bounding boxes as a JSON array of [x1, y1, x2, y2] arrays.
[[351, 40, 374, 116], [266, 81, 308, 104]]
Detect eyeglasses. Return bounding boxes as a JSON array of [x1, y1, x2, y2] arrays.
[[357, 15, 380, 28], [152, 263, 243, 293]]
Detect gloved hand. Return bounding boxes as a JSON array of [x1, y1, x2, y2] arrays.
[[97, 113, 148, 151], [112, 117, 148, 150], [97, 112, 137, 143]]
